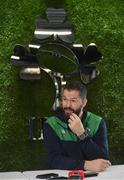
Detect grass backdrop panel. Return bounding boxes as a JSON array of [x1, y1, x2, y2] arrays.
[[0, 0, 124, 171]]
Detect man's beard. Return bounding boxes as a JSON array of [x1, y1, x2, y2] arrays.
[[62, 106, 83, 119]]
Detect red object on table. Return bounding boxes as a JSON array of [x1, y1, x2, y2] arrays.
[[68, 170, 84, 180]]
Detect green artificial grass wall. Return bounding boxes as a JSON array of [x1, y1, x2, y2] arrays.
[[0, 0, 124, 171]]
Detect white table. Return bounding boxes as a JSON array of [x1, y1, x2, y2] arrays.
[[23, 169, 68, 179], [0, 171, 28, 180], [23, 165, 124, 180], [92, 165, 124, 180], [1, 165, 124, 179]]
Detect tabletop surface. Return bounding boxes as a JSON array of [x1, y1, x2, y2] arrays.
[[0, 165, 124, 180], [23, 164, 124, 180], [0, 171, 28, 179]]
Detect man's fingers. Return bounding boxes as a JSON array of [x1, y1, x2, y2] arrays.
[[101, 160, 111, 169], [108, 161, 111, 166], [70, 113, 78, 118], [69, 115, 76, 121], [102, 160, 111, 166], [68, 119, 72, 123], [68, 123, 72, 129], [70, 113, 81, 121]]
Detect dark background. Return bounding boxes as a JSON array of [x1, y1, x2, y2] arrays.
[[0, 0, 124, 171]]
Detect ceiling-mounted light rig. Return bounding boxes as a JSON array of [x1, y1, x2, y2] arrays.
[[11, 8, 103, 110]]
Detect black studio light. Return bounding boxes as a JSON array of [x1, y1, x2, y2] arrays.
[[84, 43, 102, 64], [78, 43, 102, 84], [11, 8, 103, 110], [11, 8, 102, 83], [11, 44, 38, 67]]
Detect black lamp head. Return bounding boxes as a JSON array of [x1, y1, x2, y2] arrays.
[[84, 43, 102, 64]]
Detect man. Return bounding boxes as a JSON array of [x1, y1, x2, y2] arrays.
[[43, 81, 111, 172]]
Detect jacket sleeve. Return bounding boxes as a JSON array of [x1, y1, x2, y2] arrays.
[[79, 119, 109, 160], [43, 122, 84, 170]]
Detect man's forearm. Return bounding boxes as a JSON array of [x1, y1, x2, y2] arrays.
[[79, 137, 108, 159], [48, 154, 84, 170]]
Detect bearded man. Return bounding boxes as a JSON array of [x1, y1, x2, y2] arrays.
[[43, 81, 111, 172]]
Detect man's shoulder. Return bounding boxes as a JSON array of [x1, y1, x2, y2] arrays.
[[85, 111, 103, 137], [45, 115, 67, 128], [87, 111, 102, 121], [46, 115, 59, 121], [45, 116, 59, 126]]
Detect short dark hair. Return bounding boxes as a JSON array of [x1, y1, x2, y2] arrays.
[[62, 81, 87, 99]]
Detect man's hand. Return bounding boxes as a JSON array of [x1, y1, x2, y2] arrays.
[[84, 159, 111, 172], [68, 113, 85, 136]]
